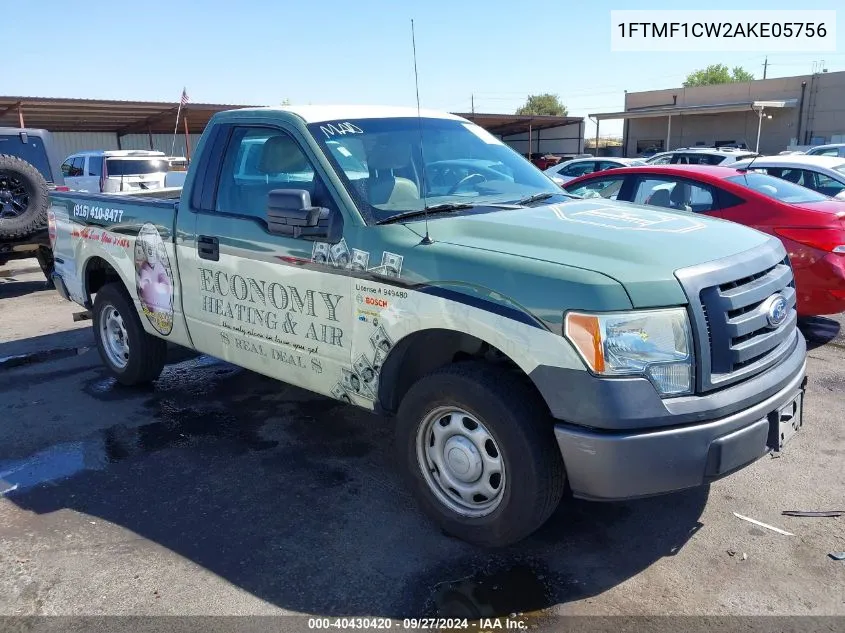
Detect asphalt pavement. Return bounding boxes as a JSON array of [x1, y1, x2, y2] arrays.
[[1, 258, 843, 627]]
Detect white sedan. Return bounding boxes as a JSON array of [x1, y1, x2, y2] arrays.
[[730, 155, 845, 199], [543, 157, 646, 186]]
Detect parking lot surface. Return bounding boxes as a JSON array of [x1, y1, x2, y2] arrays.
[[1, 258, 843, 624]]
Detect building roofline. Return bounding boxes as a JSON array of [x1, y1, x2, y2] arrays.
[[590, 99, 798, 121]]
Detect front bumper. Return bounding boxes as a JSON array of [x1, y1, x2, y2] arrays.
[[544, 334, 807, 500]]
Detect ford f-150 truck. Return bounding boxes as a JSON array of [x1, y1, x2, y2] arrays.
[[49, 105, 808, 547]]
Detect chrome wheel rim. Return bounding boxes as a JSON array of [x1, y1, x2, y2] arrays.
[[416, 406, 505, 517], [100, 304, 129, 369]]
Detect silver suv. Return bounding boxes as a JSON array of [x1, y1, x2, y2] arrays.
[[646, 147, 760, 166]]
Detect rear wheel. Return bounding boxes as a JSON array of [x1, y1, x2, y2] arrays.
[[93, 283, 167, 385], [396, 362, 565, 547]]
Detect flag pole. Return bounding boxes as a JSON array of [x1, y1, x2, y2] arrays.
[[183, 114, 191, 161], [170, 100, 183, 157]]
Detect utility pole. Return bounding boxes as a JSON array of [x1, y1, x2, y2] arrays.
[[471, 94, 474, 114], [763, 57, 768, 80]]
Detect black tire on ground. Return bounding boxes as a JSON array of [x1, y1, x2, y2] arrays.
[[36, 246, 54, 286], [0, 154, 49, 239], [395, 361, 566, 547], [92, 283, 167, 386]]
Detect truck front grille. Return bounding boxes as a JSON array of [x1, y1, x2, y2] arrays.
[[675, 240, 799, 393]]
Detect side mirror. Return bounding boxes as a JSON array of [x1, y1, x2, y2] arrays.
[[266, 189, 332, 239]]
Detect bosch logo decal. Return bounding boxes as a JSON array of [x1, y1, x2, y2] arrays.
[[365, 296, 388, 308]]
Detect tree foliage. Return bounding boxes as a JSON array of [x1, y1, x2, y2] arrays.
[[683, 64, 754, 87], [515, 93, 568, 116]]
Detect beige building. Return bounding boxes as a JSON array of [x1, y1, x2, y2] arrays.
[[592, 70, 845, 157]]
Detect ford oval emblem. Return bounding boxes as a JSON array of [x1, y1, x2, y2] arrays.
[[764, 294, 788, 328]]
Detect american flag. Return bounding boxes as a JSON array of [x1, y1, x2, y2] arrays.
[[180, 88, 189, 106]]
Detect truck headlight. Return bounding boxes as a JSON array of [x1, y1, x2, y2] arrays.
[[564, 308, 694, 396]]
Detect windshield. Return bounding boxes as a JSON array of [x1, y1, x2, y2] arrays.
[[106, 158, 169, 176], [307, 117, 564, 223], [0, 135, 54, 182], [726, 171, 831, 204], [326, 140, 368, 174]]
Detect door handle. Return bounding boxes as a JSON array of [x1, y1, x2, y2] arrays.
[[197, 235, 219, 261]]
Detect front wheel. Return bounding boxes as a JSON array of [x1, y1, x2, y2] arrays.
[[396, 362, 565, 547], [92, 283, 167, 385]]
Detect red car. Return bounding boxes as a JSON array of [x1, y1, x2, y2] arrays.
[[563, 165, 845, 316]]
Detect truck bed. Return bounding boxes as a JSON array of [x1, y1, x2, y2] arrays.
[[123, 187, 183, 200], [49, 189, 181, 217]]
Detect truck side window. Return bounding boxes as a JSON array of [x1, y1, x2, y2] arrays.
[[215, 127, 318, 218], [60, 159, 73, 177]]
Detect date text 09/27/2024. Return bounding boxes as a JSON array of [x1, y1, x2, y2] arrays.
[[307, 618, 528, 630]]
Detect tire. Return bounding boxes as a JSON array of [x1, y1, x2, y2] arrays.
[[396, 362, 565, 547], [0, 154, 49, 239], [92, 283, 167, 386], [36, 246, 54, 286]]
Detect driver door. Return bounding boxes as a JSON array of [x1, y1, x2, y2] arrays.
[[178, 124, 353, 396]]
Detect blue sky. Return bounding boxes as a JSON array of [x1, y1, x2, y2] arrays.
[[5, 0, 843, 137]]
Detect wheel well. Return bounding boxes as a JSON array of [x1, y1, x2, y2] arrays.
[[84, 256, 123, 305], [377, 328, 547, 416]]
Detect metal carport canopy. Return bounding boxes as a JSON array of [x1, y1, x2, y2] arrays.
[[456, 112, 582, 135], [588, 99, 798, 154], [456, 112, 583, 155], [0, 98, 583, 139], [0, 96, 259, 134]]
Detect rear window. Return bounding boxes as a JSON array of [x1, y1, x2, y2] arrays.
[[726, 172, 830, 204], [0, 134, 54, 182], [106, 158, 169, 176]]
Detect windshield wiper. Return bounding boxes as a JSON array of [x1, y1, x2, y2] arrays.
[[375, 203, 476, 225], [511, 192, 556, 206]]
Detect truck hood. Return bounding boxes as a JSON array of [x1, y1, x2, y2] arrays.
[[420, 199, 772, 307]]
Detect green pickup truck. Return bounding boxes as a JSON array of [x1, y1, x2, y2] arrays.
[[49, 105, 807, 546]]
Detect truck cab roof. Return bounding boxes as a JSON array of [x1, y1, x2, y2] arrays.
[[221, 105, 468, 124]]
